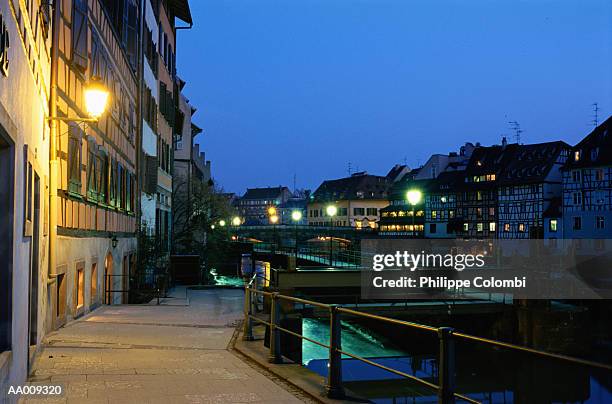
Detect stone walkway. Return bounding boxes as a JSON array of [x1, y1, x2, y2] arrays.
[[23, 288, 310, 403]]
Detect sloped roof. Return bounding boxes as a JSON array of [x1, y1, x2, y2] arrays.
[[386, 164, 408, 182], [312, 173, 391, 201], [242, 186, 290, 200], [564, 116, 612, 169], [499, 141, 569, 184], [543, 197, 562, 218]]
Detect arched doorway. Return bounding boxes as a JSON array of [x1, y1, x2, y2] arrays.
[[104, 252, 113, 304]]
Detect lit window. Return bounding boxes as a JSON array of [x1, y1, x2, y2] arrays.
[[477, 191, 482, 201], [463, 223, 469, 231], [489, 222, 496, 232], [595, 169, 604, 181], [431, 210, 437, 219], [441, 196, 447, 203], [574, 150, 580, 161], [504, 223, 510, 232], [549, 219, 557, 232], [477, 223, 484, 232], [518, 224, 525, 232]]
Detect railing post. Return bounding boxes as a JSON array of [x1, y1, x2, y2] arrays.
[[438, 327, 455, 404], [243, 287, 254, 341], [326, 306, 344, 398], [268, 293, 283, 363]]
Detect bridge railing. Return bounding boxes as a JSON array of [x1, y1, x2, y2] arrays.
[[253, 243, 363, 267], [242, 285, 612, 404]]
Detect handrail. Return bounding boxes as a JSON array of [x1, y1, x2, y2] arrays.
[[243, 286, 612, 403]]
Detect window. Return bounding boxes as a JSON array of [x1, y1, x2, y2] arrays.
[[68, 124, 83, 195], [71, 0, 88, 71], [339, 208, 348, 216], [75, 262, 85, 310], [366, 208, 377, 216], [572, 170, 581, 182], [86, 138, 98, 201], [596, 216, 605, 229], [477, 223, 484, 232], [518, 223, 525, 232], [489, 207, 495, 217], [595, 169, 604, 181], [489, 222, 496, 232], [109, 159, 117, 207], [430, 224, 437, 234], [463, 223, 469, 231], [574, 150, 580, 161], [449, 210, 455, 219], [91, 263, 97, 305], [549, 219, 558, 232], [353, 208, 365, 216], [504, 223, 510, 232], [573, 217, 581, 230], [477, 191, 482, 201], [476, 208, 482, 218], [440, 196, 447, 203], [572, 192, 582, 206], [431, 210, 437, 219], [96, 149, 107, 204]]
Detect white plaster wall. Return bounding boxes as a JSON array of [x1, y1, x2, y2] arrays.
[[141, 194, 157, 234], [142, 121, 157, 156], [56, 235, 138, 313]]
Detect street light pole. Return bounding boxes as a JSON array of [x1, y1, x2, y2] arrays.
[[326, 205, 337, 266], [291, 210, 302, 265], [407, 190, 422, 238]]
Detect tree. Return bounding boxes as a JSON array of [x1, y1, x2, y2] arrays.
[[171, 174, 235, 255]]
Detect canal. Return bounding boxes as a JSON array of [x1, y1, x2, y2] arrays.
[[302, 318, 612, 403]]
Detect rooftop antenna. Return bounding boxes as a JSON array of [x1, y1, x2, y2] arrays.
[[293, 173, 296, 193], [592, 102, 600, 128], [403, 156, 408, 165], [508, 120, 523, 144], [348, 162, 352, 176]]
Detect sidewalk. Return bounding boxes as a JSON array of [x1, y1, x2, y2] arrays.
[[23, 288, 313, 403]]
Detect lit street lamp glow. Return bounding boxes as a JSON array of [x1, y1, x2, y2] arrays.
[[84, 77, 110, 119], [219, 220, 226, 227], [406, 190, 422, 206], [291, 210, 303, 222], [267, 206, 277, 216], [270, 215, 279, 224], [326, 205, 337, 217], [232, 216, 241, 226]]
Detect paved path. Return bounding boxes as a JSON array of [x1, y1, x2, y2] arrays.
[[24, 288, 309, 404]]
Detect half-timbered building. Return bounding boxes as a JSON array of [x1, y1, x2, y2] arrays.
[[52, 0, 140, 322], [497, 141, 569, 239], [562, 117, 612, 239]]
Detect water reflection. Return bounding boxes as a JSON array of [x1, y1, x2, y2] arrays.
[[302, 318, 612, 403]]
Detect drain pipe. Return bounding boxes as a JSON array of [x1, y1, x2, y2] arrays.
[[48, 0, 61, 281]]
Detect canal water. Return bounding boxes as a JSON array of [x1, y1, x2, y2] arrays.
[[302, 318, 612, 404]]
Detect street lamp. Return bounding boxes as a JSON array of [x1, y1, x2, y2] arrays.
[[219, 220, 226, 227], [326, 204, 337, 265], [48, 76, 110, 123], [267, 206, 277, 217], [406, 189, 422, 237], [232, 216, 241, 226], [291, 210, 303, 262]]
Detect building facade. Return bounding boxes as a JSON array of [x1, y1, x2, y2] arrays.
[[236, 186, 292, 225], [0, 0, 52, 392], [308, 172, 391, 229], [562, 117, 612, 239]]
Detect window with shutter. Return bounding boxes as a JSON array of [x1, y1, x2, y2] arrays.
[[126, 172, 132, 213], [71, 0, 88, 72], [126, 0, 139, 71], [117, 163, 124, 210], [109, 158, 117, 207], [96, 148, 107, 205], [68, 124, 83, 196], [86, 137, 98, 201]]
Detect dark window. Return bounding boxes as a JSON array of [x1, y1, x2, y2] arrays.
[[573, 217, 582, 230], [86, 138, 98, 201], [68, 124, 83, 195], [430, 223, 437, 234], [97, 150, 108, 204], [353, 208, 365, 216], [71, 0, 88, 71], [109, 158, 117, 207]]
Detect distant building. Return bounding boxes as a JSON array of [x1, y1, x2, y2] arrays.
[[497, 141, 569, 239], [562, 117, 612, 239], [279, 196, 309, 225], [236, 187, 292, 225], [425, 171, 464, 238], [543, 197, 563, 239], [380, 143, 474, 236], [308, 172, 391, 228]]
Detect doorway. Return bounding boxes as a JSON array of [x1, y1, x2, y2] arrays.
[[104, 253, 113, 304], [0, 128, 14, 353]]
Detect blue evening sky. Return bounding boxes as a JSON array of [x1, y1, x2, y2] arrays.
[[177, 0, 612, 195]]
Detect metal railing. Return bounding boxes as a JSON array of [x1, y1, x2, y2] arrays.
[[242, 283, 612, 403], [253, 243, 363, 268]]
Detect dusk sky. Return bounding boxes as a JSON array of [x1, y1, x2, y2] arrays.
[[177, 0, 612, 195]]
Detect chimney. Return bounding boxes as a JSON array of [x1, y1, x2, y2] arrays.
[[502, 136, 508, 148]]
